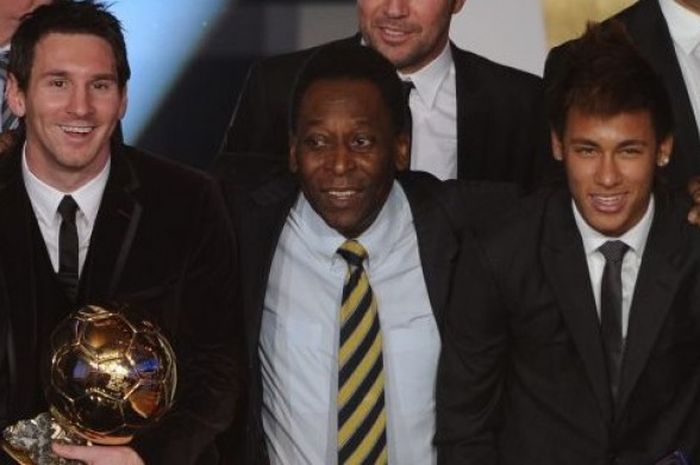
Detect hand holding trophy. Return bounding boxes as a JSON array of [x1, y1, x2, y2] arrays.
[[1, 305, 177, 464]]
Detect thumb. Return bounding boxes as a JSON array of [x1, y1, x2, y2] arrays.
[[52, 442, 99, 461]]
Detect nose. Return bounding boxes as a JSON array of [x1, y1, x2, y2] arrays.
[[382, 0, 409, 17], [594, 153, 622, 187], [327, 144, 356, 175], [66, 85, 93, 118]]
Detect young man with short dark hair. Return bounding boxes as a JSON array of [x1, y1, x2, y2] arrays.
[[437, 22, 700, 465], [0, 2, 244, 464]]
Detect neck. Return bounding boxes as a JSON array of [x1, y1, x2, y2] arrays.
[[396, 37, 449, 75], [25, 151, 109, 193]]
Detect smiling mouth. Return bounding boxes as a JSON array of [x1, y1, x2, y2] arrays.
[[327, 189, 360, 198], [590, 193, 626, 212], [374, 21, 418, 41], [59, 124, 95, 136]]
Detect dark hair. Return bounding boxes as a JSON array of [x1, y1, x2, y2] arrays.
[[9, 0, 130, 91], [547, 21, 673, 141], [289, 42, 406, 135]]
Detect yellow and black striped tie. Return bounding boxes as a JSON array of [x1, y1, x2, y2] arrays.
[[337, 240, 388, 465]]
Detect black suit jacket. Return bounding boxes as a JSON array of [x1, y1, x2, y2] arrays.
[[437, 187, 700, 465], [545, 0, 700, 190], [0, 141, 245, 465], [218, 35, 550, 189], [218, 161, 518, 465]]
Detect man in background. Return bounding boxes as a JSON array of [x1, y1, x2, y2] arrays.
[[220, 0, 548, 189], [0, 0, 50, 133]]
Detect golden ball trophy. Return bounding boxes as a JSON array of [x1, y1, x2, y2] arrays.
[[1, 305, 176, 464]]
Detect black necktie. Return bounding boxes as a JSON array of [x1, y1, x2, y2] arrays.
[[599, 240, 629, 403], [57, 195, 79, 301], [401, 80, 414, 156]]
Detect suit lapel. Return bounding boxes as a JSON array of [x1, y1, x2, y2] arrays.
[[242, 174, 299, 355], [616, 196, 685, 418], [540, 190, 614, 422], [399, 172, 459, 328], [81, 146, 142, 301], [452, 44, 487, 181]]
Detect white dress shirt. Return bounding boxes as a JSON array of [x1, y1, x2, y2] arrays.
[[22, 146, 110, 275], [260, 181, 440, 465], [399, 44, 458, 180], [572, 197, 655, 338], [659, 0, 700, 137]]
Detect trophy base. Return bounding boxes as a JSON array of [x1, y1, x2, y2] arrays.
[[0, 440, 34, 465], [1, 412, 84, 465]]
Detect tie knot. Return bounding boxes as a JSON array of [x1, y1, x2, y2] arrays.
[[599, 240, 628, 263], [57, 195, 79, 222], [337, 240, 367, 268]]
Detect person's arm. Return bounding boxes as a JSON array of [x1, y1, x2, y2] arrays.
[[435, 229, 508, 465], [130, 180, 246, 464]]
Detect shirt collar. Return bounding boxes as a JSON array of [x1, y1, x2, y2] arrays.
[[660, 0, 700, 55], [397, 42, 453, 110], [291, 180, 411, 270], [572, 195, 655, 258], [21, 143, 111, 225]]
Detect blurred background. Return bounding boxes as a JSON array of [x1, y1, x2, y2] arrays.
[[113, 0, 636, 169]]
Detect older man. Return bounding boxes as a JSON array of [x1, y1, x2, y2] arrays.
[[219, 41, 516, 465]]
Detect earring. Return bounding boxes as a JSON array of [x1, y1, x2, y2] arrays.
[[658, 157, 669, 166]]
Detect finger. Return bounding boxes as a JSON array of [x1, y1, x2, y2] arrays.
[[689, 206, 700, 226], [688, 176, 700, 196], [52, 442, 100, 461]]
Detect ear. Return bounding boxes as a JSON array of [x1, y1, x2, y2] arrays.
[[656, 134, 673, 167], [118, 85, 128, 119], [393, 133, 410, 171], [6, 74, 26, 118], [289, 135, 298, 173], [452, 0, 467, 14], [550, 129, 564, 161]]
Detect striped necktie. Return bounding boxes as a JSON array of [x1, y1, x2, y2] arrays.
[[0, 50, 18, 132], [337, 240, 388, 465]]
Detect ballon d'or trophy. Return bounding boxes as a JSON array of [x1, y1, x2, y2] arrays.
[[1, 305, 177, 464]]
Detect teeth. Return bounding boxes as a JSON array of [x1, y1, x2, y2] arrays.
[[382, 28, 408, 37], [60, 125, 93, 134], [328, 190, 356, 199], [593, 194, 623, 205]]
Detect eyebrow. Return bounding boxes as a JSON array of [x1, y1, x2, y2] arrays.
[[40, 70, 118, 81], [303, 116, 373, 126], [568, 137, 649, 147]]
